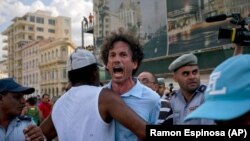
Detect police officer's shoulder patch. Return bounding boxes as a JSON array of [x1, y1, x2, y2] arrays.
[[198, 85, 207, 93], [17, 115, 32, 122]]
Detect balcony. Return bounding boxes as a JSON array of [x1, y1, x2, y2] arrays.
[[3, 39, 8, 43], [3, 45, 8, 50], [15, 29, 35, 35], [2, 54, 8, 58], [14, 19, 34, 26], [39, 56, 67, 67]]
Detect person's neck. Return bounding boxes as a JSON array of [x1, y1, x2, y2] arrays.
[[181, 89, 195, 103], [111, 77, 135, 95]]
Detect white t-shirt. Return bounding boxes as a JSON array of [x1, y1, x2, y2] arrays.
[[52, 85, 115, 141]]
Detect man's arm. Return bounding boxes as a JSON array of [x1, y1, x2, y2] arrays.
[[233, 44, 243, 56], [24, 114, 57, 141], [39, 114, 57, 140], [99, 88, 146, 140], [23, 125, 44, 141]]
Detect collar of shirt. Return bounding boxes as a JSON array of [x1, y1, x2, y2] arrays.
[[105, 78, 143, 98], [175, 84, 206, 96]]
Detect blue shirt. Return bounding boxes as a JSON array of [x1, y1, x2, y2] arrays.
[[170, 85, 214, 125], [0, 116, 34, 141], [106, 78, 161, 141]]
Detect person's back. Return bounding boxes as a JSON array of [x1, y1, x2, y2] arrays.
[[52, 85, 115, 141]]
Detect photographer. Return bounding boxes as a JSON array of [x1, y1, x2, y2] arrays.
[[233, 14, 250, 56]]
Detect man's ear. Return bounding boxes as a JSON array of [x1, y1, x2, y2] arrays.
[[0, 94, 3, 101], [173, 74, 178, 82], [155, 84, 159, 92]]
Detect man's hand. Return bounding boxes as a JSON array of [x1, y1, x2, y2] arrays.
[[23, 125, 45, 141]]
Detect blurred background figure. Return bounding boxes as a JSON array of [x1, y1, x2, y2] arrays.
[[38, 94, 52, 122], [157, 78, 169, 97], [83, 16, 88, 28], [138, 71, 158, 92], [88, 13, 93, 26], [138, 72, 173, 125], [21, 97, 43, 125]]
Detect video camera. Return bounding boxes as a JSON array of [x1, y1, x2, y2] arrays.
[[206, 13, 250, 46], [169, 83, 174, 93]]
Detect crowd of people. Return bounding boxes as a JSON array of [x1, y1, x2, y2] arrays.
[[0, 28, 249, 141]]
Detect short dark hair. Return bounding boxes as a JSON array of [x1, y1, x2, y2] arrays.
[[42, 93, 49, 98], [100, 28, 144, 75], [27, 97, 37, 106], [68, 64, 99, 85]]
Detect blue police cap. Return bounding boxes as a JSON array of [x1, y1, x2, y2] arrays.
[[0, 78, 35, 94]]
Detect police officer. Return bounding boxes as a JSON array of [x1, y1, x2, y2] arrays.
[[0, 78, 44, 141], [168, 53, 214, 125]]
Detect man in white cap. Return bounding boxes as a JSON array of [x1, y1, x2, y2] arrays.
[[185, 55, 250, 125], [25, 48, 147, 141], [168, 53, 213, 125]]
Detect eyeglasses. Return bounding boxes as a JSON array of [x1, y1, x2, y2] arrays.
[[139, 78, 156, 85]]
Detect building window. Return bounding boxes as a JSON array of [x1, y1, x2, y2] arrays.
[[63, 68, 67, 79], [37, 27, 44, 32], [36, 17, 44, 24], [48, 29, 55, 33], [28, 26, 34, 31], [64, 29, 69, 35], [37, 36, 44, 40], [28, 35, 33, 40], [48, 19, 56, 25], [30, 16, 35, 22]]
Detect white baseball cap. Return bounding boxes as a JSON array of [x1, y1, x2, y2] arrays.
[[67, 48, 101, 71]]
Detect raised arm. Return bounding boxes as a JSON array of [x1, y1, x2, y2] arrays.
[[233, 44, 243, 56]]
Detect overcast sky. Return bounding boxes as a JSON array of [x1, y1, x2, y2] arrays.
[[0, 0, 93, 61]]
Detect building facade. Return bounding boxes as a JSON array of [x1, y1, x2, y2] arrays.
[[2, 10, 71, 83], [39, 38, 75, 98], [0, 60, 8, 79]]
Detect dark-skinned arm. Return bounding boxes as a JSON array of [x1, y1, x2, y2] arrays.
[[99, 88, 147, 140], [39, 114, 57, 140]]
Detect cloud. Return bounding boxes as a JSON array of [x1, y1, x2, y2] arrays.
[[0, 0, 93, 60]]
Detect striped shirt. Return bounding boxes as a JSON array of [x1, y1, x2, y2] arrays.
[[0, 116, 34, 141], [157, 98, 173, 125]]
